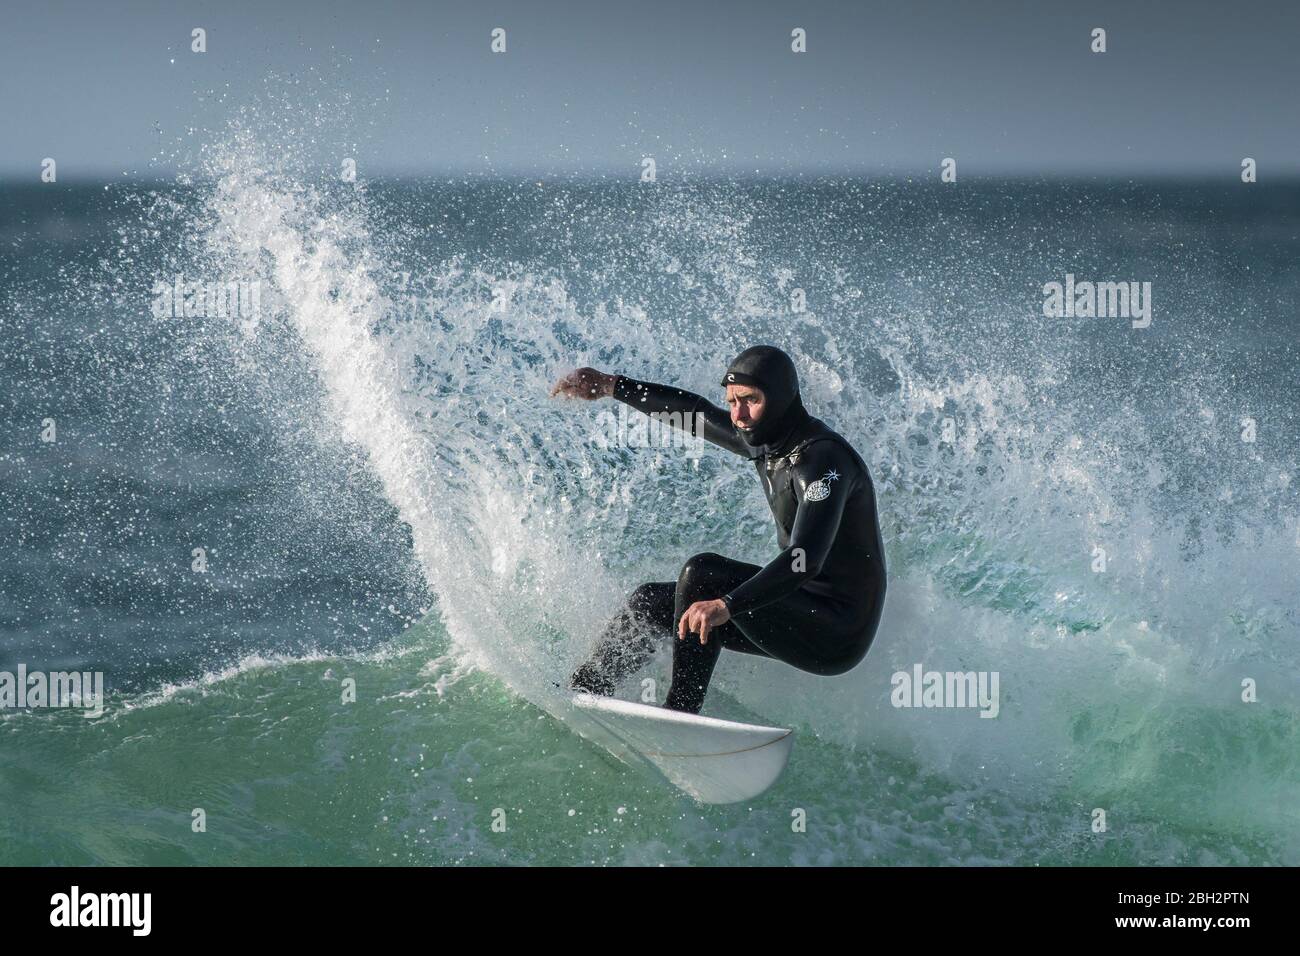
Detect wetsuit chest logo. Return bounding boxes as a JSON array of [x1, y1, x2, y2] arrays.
[[803, 470, 841, 502]]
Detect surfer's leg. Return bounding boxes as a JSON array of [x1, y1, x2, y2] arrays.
[[569, 582, 675, 695], [665, 553, 886, 713], [730, 565, 886, 676], [664, 552, 770, 714]]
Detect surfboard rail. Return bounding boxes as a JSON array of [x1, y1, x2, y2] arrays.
[[566, 693, 794, 804]]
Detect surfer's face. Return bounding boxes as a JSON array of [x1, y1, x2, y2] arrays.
[[726, 384, 766, 433]]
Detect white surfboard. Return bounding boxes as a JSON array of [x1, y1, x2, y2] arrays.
[[567, 693, 793, 804]]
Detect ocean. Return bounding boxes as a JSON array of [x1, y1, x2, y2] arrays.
[[1, 137, 1296, 864]]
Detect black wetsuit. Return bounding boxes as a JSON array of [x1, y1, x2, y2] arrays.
[[570, 350, 887, 714]]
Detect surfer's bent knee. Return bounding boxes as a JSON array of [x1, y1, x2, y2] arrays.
[[677, 551, 730, 589], [627, 582, 660, 614]]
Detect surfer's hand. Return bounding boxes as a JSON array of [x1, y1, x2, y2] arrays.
[[550, 367, 615, 400], [678, 599, 731, 645]]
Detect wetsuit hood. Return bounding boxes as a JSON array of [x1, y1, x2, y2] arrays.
[[721, 345, 810, 458]]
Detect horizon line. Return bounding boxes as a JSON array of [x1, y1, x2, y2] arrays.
[[4, 168, 1296, 186]]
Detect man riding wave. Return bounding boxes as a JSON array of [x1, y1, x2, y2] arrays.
[[551, 345, 887, 714]]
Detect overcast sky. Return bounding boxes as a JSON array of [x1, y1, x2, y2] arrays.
[[2, 0, 1297, 179]]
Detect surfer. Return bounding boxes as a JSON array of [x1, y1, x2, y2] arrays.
[[550, 345, 887, 714]]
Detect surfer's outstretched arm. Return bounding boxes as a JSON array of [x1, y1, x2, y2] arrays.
[[550, 367, 749, 456], [610, 376, 749, 456]]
